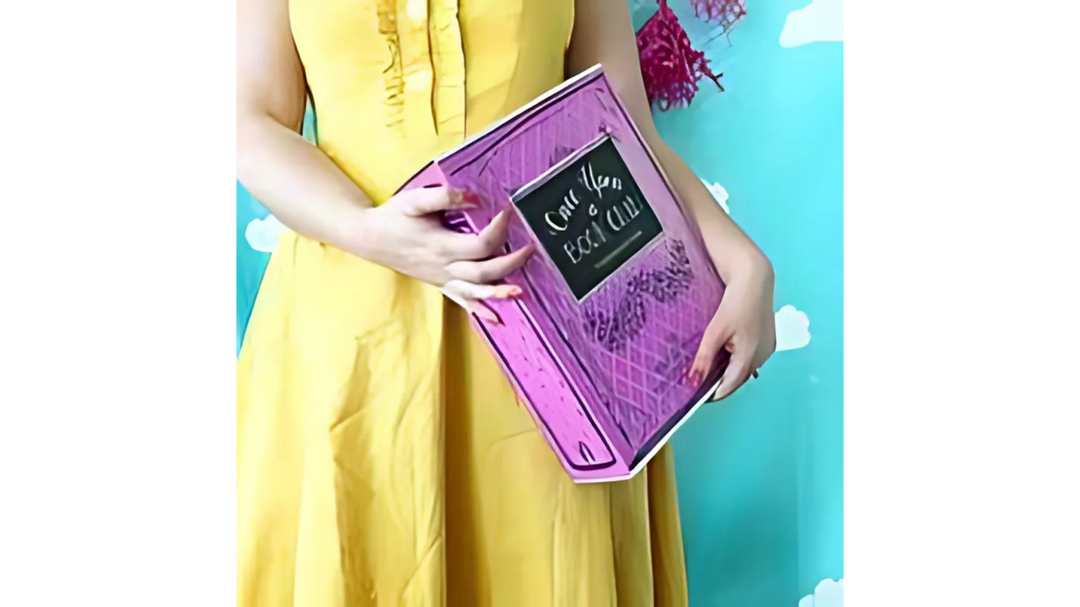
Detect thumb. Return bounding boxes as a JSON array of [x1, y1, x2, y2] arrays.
[[396, 186, 477, 217], [710, 347, 753, 402], [687, 312, 733, 387]]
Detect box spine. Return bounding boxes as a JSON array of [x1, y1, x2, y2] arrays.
[[436, 164, 627, 480]]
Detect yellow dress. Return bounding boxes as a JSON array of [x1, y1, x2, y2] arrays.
[[236, 0, 689, 605]]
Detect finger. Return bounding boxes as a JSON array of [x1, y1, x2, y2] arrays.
[[443, 279, 521, 302], [438, 209, 513, 261], [472, 209, 513, 256], [685, 313, 734, 387], [445, 243, 535, 284], [751, 347, 773, 376], [710, 347, 754, 402], [397, 186, 478, 216], [439, 287, 502, 324], [439, 284, 470, 310], [760, 330, 777, 368]]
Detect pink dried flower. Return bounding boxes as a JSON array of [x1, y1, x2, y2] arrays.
[[690, 0, 747, 33], [635, 0, 725, 110]]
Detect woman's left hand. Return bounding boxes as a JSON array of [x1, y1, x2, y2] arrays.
[[687, 256, 777, 401]]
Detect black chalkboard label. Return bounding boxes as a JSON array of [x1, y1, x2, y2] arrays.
[[513, 137, 664, 301]]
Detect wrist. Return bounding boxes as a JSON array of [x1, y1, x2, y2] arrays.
[[339, 205, 383, 261]]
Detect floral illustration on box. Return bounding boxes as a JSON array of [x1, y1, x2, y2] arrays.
[[583, 238, 693, 352]]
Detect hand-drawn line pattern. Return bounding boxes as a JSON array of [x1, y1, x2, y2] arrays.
[[583, 239, 693, 352]]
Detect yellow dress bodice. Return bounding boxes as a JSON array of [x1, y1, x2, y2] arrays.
[[289, 0, 573, 201]]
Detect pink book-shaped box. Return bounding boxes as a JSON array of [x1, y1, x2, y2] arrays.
[[398, 65, 727, 482]]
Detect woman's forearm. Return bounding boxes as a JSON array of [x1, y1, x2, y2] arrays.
[[563, 0, 770, 284], [237, 111, 373, 254], [648, 134, 772, 282]]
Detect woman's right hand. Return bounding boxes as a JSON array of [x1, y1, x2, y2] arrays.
[[352, 186, 535, 322]]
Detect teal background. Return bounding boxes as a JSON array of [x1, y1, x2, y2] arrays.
[[634, 1, 844, 605], [236, 2, 842, 604], [235, 111, 316, 355]]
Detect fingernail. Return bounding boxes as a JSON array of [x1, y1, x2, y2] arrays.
[[491, 285, 521, 299], [462, 189, 481, 204], [446, 188, 474, 208], [491, 287, 510, 299]]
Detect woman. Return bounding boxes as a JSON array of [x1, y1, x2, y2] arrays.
[[236, 0, 776, 604]]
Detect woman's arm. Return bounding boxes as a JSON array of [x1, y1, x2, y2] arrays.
[[569, 0, 776, 398], [567, 0, 769, 278], [236, 0, 374, 252], [237, 0, 531, 317]]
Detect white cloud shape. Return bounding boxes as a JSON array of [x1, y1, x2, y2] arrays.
[[700, 178, 730, 214], [245, 215, 290, 253], [775, 305, 812, 352], [798, 578, 843, 607], [780, 0, 843, 48]]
